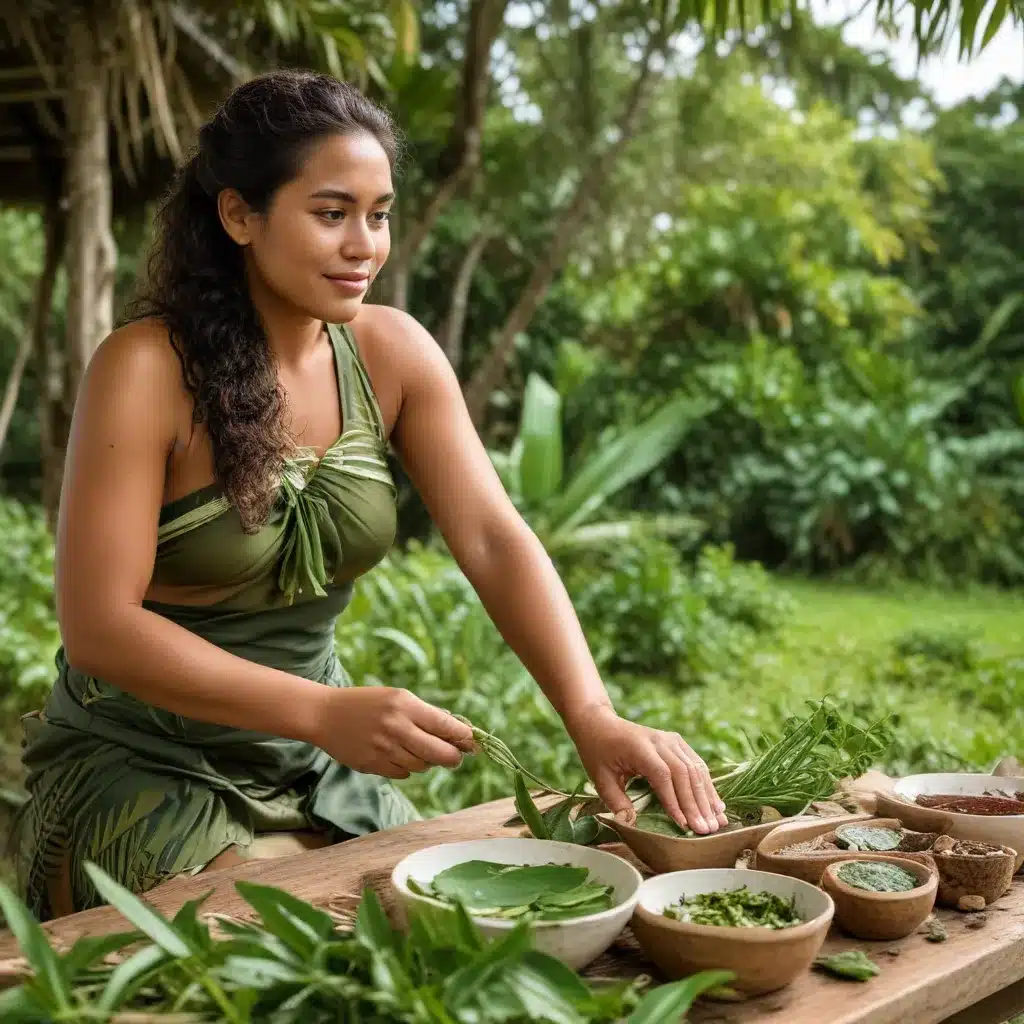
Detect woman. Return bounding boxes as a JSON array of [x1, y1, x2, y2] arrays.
[[15, 69, 726, 921]]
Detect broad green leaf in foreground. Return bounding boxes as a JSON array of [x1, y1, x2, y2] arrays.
[[0, 883, 71, 1014], [84, 862, 192, 958], [627, 969, 738, 1023]]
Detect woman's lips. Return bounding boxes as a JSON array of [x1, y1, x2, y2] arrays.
[[324, 274, 369, 295]]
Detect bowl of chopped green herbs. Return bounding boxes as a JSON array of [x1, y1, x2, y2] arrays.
[[391, 838, 643, 969], [822, 857, 937, 941], [630, 868, 834, 995]]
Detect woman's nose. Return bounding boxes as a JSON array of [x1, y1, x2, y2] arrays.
[[341, 221, 375, 261]]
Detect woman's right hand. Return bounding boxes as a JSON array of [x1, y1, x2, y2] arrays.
[[314, 686, 476, 778]]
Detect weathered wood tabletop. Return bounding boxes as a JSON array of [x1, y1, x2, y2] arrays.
[[2, 797, 1022, 1024]]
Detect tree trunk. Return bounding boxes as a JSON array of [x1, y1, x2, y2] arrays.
[[462, 31, 668, 427], [36, 196, 69, 530], [42, 16, 116, 526], [0, 336, 32, 459], [438, 228, 492, 377], [0, 204, 65, 458]]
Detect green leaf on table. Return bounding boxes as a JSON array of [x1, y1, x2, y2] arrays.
[[627, 970, 737, 1023], [814, 950, 880, 981], [84, 862, 192, 958], [0, 884, 71, 1014]]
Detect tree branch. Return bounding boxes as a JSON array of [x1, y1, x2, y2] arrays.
[[462, 21, 670, 425], [438, 225, 494, 377]]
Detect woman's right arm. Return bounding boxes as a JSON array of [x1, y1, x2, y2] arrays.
[[55, 324, 472, 779]]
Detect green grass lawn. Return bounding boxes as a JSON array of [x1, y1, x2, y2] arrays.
[[781, 579, 1024, 656], [708, 580, 1024, 780]]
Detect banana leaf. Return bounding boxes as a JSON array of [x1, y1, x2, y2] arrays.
[[518, 373, 564, 504], [545, 394, 716, 542]]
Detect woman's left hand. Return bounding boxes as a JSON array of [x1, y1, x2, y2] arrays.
[[567, 705, 729, 834]]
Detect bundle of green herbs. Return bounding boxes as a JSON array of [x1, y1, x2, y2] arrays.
[[460, 698, 891, 844], [0, 863, 735, 1023], [409, 860, 614, 921], [662, 887, 802, 930]]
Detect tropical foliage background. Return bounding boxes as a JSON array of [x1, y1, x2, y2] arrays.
[[0, 0, 1022, 902]]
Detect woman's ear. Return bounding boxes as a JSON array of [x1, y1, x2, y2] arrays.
[[216, 188, 254, 246]]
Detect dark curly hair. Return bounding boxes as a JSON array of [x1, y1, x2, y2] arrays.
[[125, 69, 400, 532]]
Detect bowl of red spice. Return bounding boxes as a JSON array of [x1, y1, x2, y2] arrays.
[[880, 773, 1024, 871]]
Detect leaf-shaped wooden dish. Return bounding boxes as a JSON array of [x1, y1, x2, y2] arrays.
[[595, 812, 808, 873]]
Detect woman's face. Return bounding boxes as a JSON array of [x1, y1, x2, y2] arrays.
[[224, 131, 394, 324]]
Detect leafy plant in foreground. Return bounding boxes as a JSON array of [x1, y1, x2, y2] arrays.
[[0, 862, 733, 1022]]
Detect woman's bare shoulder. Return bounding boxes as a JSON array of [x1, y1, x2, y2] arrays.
[[76, 318, 191, 442]]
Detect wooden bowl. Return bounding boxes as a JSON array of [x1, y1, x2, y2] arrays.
[[630, 868, 834, 996], [931, 838, 1017, 908], [755, 815, 938, 886], [878, 774, 1024, 872], [821, 858, 937, 941], [596, 812, 807, 874]]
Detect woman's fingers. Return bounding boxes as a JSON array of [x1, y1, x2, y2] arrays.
[[636, 740, 705, 833], [384, 742, 431, 776], [655, 741, 717, 834], [674, 737, 728, 815], [393, 694, 473, 767], [671, 735, 728, 828]]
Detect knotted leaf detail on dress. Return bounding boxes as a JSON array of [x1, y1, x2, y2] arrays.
[[276, 427, 394, 605]]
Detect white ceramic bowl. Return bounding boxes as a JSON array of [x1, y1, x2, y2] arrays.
[[891, 773, 1024, 867], [630, 868, 835, 995], [390, 838, 643, 970]]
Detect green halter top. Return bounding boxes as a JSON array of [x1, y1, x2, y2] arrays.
[[14, 322, 419, 921]]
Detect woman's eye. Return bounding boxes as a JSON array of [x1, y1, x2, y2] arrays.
[[371, 210, 392, 225], [319, 210, 344, 222]]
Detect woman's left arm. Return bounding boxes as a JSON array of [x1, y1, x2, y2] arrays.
[[379, 308, 726, 834]]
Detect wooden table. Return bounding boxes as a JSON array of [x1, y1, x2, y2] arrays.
[[2, 798, 1022, 1024]]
